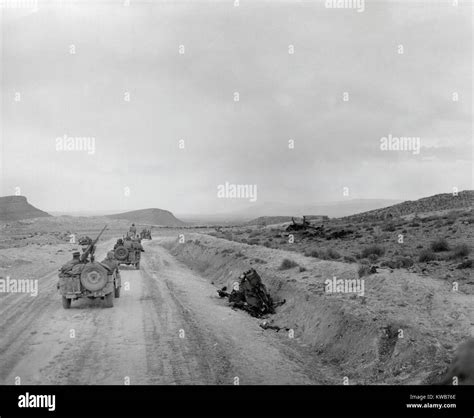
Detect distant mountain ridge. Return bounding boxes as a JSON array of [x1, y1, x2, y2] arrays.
[[106, 208, 186, 227], [226, 199, 402, 220], [0, 196, 51, 222], [343, 190, 473, 222]]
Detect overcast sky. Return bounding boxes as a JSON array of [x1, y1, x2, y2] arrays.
[[0, 0, 472, 215]]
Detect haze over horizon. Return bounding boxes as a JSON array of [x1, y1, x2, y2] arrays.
[[1, 0, 472, 215]]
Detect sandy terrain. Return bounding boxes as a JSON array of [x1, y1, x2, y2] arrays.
[[0, 238, 331, 385], [164, 233, 474, 384], [0, 213, 472, 385]]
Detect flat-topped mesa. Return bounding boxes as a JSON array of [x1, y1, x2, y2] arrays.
[[0, 195, 51, 222], [106, 208, 186, 227]]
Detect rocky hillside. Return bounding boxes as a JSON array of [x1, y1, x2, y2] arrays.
[[0, 196, 51, 222], [106, 208, 186, 227], [343, 190, 473, 222]]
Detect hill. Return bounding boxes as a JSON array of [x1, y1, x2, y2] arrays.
[[343, 190, 473, 222], [0, 196, 51, 222], [106, 208, 186, 227], [227, 199, 402, 220]]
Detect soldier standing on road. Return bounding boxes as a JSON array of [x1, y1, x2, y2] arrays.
[[129, 223, 137, 237]]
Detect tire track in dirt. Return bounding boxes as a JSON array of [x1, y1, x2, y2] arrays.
[[2, 237, 328, 385]]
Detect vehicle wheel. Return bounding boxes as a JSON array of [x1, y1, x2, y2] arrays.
[[114, 246, 129, 261], [62, 296, 71, 309], [104, 292, 114, 308], [80, 263, 108, 292], [114, 286, 121, 298]]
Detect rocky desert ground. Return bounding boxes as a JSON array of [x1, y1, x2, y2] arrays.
[[0, 191, 472, 385]]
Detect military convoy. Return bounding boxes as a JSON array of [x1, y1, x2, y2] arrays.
[[57, 226, 121, 309], [57, 223, 146, 309], [140, 228, 152, 240], [113, 236, 144, 269]]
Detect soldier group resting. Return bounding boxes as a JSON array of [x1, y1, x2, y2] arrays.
[[217, 269, 285, 318]]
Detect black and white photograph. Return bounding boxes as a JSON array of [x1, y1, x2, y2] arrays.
[[0, 0, 472, 416]]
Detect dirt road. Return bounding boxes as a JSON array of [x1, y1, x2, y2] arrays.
[[0, 239, 328, 385]]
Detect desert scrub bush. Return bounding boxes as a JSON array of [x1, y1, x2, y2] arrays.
[[358, 265, 371, 278], [380, 260, 397, 269], [395, 256, 414, 268], [343, 255, 357, 263], [450, 243, 470, 259], [248, 230, 260, 238], [419, 249, 436, 262], [446, 210, 461, 221], [382, 256, 414, 269], [456, 259, 473, 269], [422, 215, 439, 223], [383, 222, 396, 232], [308, 250, 319, 258], [361, 245, 385, 259], [279, 258, 299, 270], [430, 238, 450, 252], [325, 248, 341, 260], [249, 238, 260, 245], [299, 266, 307, 272]]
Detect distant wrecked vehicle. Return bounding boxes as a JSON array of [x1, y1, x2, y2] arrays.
[[57, 226, 121, 309], [113, 236, 145, 269]]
